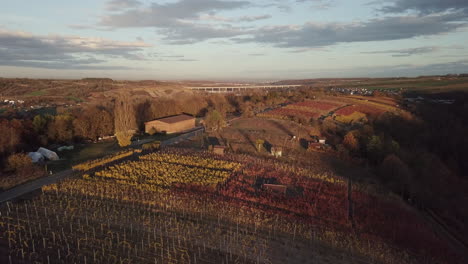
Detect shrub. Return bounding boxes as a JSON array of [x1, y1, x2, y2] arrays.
[[335, 112, 367, 124], [116, 131, 134, 147], [7, 153, 32, 172], [142, 141, 161, 151], [148, 127, 157, 136]]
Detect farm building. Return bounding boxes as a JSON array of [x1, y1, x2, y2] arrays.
[[145, 114, 195, 134]]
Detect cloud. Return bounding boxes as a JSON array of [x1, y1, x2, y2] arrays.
[[258, 0, 332, 12], [237, 13, 468, 48], [93, 0, 468, 49], [199, 14, 271, 22], [160, 21, 250, 44], [0, 28, 151, 70], [237, 15, 272, 22], [361, 46, 440, 57], [147, 52, 198, 61], [100, 0, 250, 27], [296, 0, 333, 10], [361, 45, 464, 57], [241, 59, 468, 78], [99, 0, 253, 44], [287, 47, 329, 53], [380, 0, 468, 15], [106, 0, 142, 11], [359, 60, 468, 77]]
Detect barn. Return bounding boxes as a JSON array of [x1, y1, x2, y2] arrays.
[[145, 114, 196, 134]]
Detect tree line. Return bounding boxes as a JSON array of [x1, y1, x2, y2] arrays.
[[0, 89, 306, 172]]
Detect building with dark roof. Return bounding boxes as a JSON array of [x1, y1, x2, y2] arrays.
[[145, 114, 195, 134]]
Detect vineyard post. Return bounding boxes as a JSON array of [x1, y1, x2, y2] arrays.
[[347, 176, 355, 229], [293, 223, 296, 241]]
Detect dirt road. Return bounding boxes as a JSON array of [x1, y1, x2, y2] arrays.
[[0, 169, 74, 204]]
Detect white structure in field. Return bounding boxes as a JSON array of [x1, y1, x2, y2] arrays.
[[37, 147, 59, 161]]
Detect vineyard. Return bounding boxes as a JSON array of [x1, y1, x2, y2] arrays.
[[288, 101, 342, 113], [72, 150, 137, 171], [258, 100, 343, 120], [256, 98, 397, 122], [0, 148, 462, 264], [333, 96, 401, 118]]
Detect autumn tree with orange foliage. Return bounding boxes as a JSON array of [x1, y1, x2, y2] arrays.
[[343, 131, 360, 153]]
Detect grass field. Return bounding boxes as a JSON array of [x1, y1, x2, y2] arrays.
[[335, 77, 468, 92]]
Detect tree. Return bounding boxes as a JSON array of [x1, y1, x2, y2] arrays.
[[241, 104, 254, 118], [379, 154, 411, 195], [343, 131, 359, 153], [0, 119, 23, 156], [73, 106, 114, 140], [32, 115, 48, 133], [47, 114, 74, 143], [367, 135, 384, 163], [207, 95, 231, 115], [205, 109, 225, 131], [114, 96, 137, 147]]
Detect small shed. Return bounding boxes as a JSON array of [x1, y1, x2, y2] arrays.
[[145, 114, 196, 134], [213, 145, 226, 155], [271, 146, 283, 158], [319, 138, 327, 144]]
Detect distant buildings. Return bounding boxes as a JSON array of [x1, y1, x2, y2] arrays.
[[327, 87, 403, 96], [145, 114, 196, 134], [308, 137, 329, 152], [2, 99, 24, 105]]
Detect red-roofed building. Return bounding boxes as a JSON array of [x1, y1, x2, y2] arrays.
[[145, 114, 195, 134]]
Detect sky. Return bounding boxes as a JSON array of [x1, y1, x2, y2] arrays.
[[1, 0, 468, 81]]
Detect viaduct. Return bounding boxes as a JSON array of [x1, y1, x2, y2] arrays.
[[186, 85, 303, 93]]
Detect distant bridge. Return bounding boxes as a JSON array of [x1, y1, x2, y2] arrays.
[[186, 85, 303, 93]]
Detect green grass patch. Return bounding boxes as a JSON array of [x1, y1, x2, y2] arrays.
[[66, 96, 84, 103], [47, 141, 122, 172], [26, 90, 48, 97], [341, 79, 468, 91]]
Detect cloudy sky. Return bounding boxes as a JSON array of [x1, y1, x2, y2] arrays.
[[1, 0, 468, 80]]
